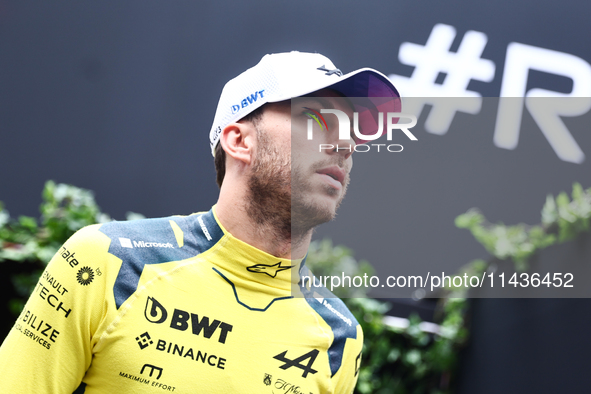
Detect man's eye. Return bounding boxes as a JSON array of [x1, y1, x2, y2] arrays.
[[303, 107, 327, 131]]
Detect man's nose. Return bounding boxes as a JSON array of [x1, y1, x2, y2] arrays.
[[331, 139, 355, 160]]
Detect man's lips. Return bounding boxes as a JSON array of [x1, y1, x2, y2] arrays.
[[316, 166, 346, 186]]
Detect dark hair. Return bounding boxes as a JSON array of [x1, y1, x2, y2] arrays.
[[214, 106, 265, 188]]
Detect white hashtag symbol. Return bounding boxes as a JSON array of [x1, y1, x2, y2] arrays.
[[389, 24, 495, 135]]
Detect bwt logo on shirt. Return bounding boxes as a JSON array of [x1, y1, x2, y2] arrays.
[[144, 296, 233, 344], [118, 238, 174, 249], [231, 89, 265, 114]]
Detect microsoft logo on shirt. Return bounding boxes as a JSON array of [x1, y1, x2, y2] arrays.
[[118, 238, 174, 249]]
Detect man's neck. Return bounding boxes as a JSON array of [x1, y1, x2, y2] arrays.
[[214, 194, 312, 260]]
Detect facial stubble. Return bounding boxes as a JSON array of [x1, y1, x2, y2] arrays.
[[246, 128, 349, 243]]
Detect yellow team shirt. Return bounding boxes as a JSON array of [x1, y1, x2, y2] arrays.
[[0, 207, 363, 393]]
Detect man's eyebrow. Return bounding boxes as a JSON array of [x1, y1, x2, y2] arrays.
[[298, 93, 355, 114], [297, 96, 335, 109]]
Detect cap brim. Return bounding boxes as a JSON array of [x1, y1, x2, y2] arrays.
[[328, 69, 401, 144]]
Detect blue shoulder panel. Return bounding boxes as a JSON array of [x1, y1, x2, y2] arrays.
[[298, 262, 359, 377], [99, 209, 223, 309]]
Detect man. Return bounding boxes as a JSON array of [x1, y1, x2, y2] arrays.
[[0, 51, 400, 393]]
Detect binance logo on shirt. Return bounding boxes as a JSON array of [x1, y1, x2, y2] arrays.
[[136, 332, 154, 350]]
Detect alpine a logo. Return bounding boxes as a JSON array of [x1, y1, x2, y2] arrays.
[[119, 238, 174, 249], [273, 349, 319, 378], [144, 296, 233, 344]]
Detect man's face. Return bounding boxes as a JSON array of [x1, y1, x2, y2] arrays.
[[247, 89, 355, 234]]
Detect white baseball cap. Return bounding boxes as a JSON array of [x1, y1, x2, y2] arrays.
[[209, 51, 401, 156]]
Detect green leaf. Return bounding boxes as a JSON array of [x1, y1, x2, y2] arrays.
[[454, 210, 484, 229], [541, 194, 558, 225], [404, 349, 422, 366], [126, 212, 146, 221]]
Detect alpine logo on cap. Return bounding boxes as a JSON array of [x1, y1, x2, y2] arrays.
[[317, 65, 342, 76]]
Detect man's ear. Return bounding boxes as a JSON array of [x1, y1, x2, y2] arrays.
[[220, 122, 256, 165]]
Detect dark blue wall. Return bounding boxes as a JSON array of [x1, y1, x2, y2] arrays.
[[1, 2, 590, 392]]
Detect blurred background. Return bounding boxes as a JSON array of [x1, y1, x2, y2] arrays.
[[1, 1, 591, 393]]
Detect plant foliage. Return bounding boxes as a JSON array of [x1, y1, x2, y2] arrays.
[[455, 183, 591, 272], [0, 181, 141, 316]]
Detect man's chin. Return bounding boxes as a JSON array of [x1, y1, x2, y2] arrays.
[[290, 198, 339, 234]]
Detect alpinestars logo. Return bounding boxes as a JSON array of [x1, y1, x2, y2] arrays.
[[273, 349, 319, 378], [246, 262, 294, 278]]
